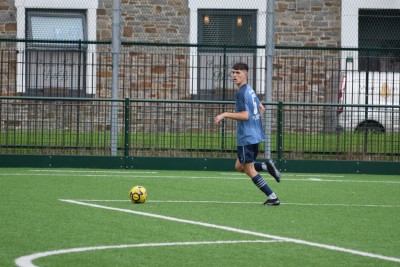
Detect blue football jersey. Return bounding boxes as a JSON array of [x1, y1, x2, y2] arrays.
[[235, 84, 265, 146]]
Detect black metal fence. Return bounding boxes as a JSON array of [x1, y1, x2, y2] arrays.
[[1, 97, 399, 162], [1, 40, 400, 162]]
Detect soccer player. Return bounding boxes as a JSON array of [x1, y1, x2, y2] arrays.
[[214, 62, 281, 206]]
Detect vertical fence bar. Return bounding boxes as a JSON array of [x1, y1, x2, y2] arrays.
[[124, 98, 130, 157], [220, 45, 227, 150], [277, 101, 283, 163], [364, 53, 370, 154], [76, 41, 82, 153]]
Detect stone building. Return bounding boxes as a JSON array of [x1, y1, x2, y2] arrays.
[[2, 0, 397, 98], [0, 0, 343, 99], [1, 0, 342, 44]]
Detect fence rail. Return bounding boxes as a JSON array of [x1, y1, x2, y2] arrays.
[[1, 97, 399, 162]]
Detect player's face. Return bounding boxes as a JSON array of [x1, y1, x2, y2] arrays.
[[232, 69, 247, 87]]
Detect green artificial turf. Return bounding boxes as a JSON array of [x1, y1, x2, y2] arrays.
[[0, 168, 399, 267]]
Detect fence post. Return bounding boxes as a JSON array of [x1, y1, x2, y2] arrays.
[[364, 52, 370, 153], [110, 0, 121, 156], [264, 0, 276, 159], [277, 101, 283, 163], [222, 45, 227, 101], [124, 98, 130, 157], [221, 45, 227, 150], [76, 40, 82, 153]]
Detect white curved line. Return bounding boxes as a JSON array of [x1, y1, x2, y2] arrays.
[[16, 199, 399, 266], [57, 199, 400, 263], [15, 240, 278, 267]]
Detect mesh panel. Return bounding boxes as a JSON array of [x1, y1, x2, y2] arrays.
[[358, 9, 400, 72], [198, 9, 256, 51], [196, 9, 257, 99], [358, 9, 400, 47]]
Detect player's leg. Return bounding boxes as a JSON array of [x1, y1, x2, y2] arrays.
[[254, 160, 281, 183], [243, 162, 279, 205], [235, 158, 245, 173], [238, 144, 280, 206]]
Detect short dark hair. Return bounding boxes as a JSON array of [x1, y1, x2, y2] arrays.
[[232, 62, 249, 72]]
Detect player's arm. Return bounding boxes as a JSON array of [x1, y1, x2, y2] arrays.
[[259, 103, 265, 116], [214, 110, 248, 125]]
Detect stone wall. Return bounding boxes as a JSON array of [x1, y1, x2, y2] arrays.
[[96, 0, 190, 42], [274, 0, 342, 132], [0, 0, 16, 39], [276, 0, 341, 47]]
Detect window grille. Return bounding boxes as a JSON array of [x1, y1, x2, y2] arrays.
[[196, 9, 257, 100], [198, 9, 257, 53], [358, 9, 400, 72]]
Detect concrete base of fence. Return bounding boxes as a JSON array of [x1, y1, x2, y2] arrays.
[[0, 155, 399, 175]]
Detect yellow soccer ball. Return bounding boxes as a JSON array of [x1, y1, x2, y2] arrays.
[[129, 185, 147, 204]]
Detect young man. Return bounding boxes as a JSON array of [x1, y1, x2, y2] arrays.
[[214, 62, 281, 206]]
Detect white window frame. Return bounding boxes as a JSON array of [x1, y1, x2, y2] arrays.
[[15, 0, 98, 95], [188, 0, 267, 95], [341, 0, 400, 71]]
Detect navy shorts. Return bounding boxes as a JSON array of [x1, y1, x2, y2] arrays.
[[237, 144, 259, 164]]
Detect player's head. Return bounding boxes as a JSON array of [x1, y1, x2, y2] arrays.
[[232, 62, 249, 72], [232, 62, 248, 87]]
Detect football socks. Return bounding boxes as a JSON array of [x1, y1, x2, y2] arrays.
[[254, 162, 267, 172], [252, 174, 273, 196]]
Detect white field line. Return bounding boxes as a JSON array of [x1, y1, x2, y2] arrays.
[[0, 173, 247, 179], [220, 172, 346, 178], [2, 173, 400, 184], [30, 170, 345, 178], [57, 199, 400, 264], [29, 170, 159, 174], [74, 199, 400, 208], [15, 240, 281, 267], [27, 170, 344, 178]]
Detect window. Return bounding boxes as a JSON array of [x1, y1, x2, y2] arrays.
[[188, 0, 267, 98], [25, 10, 87, 96], [196, 9, 257, 100], [198, 9, 257, 53], [358, 9, 400, 72], [341, 1, 400, 72], [15, 0, 98, 95]]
